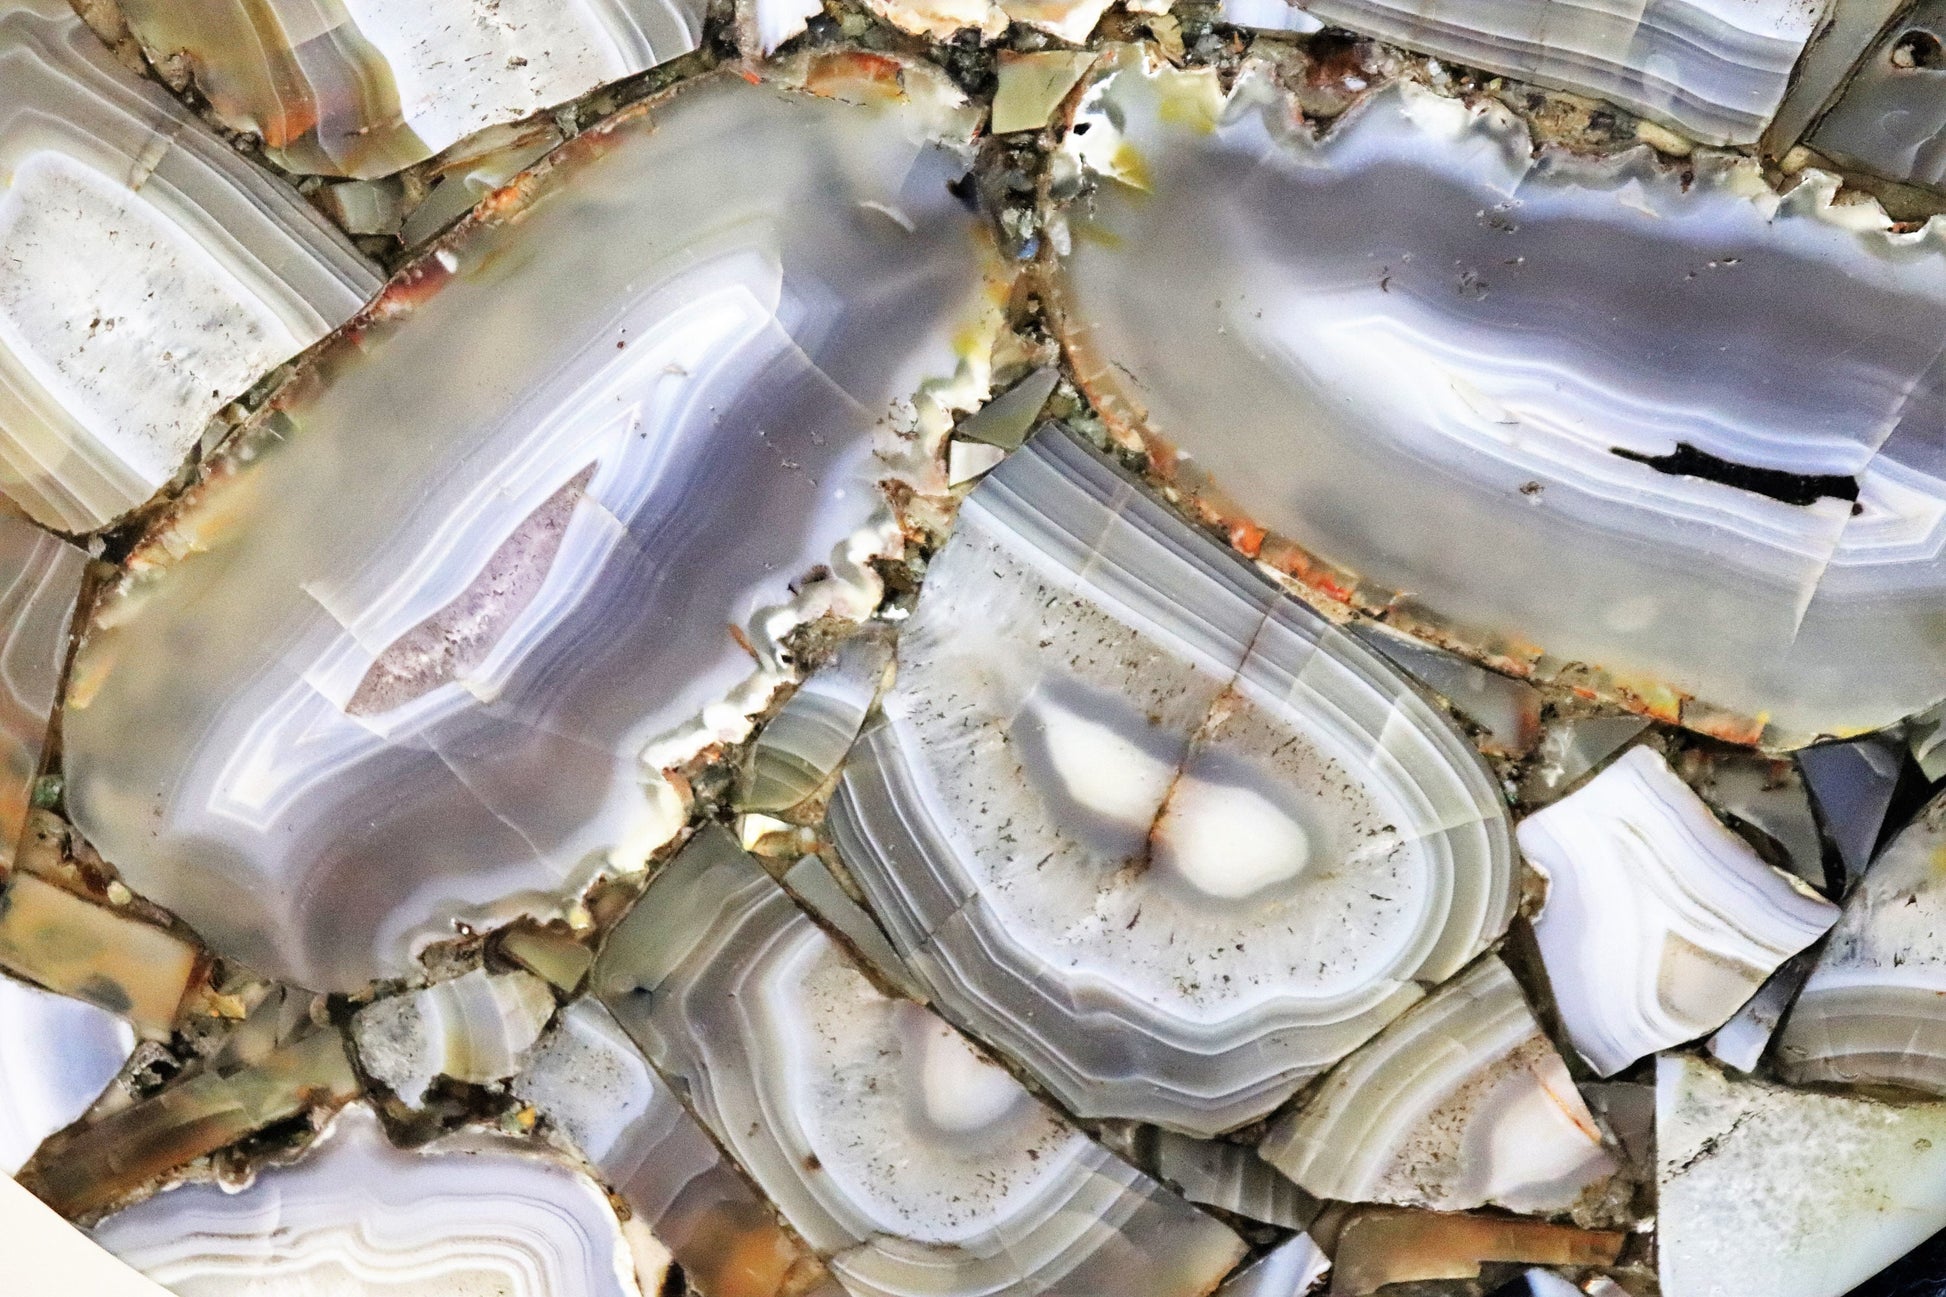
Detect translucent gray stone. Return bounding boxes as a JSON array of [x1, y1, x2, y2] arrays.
[[1797, 734, 1905, 882], [1809, 3, 1946, 193], [1764, 0, 1909, 152], [0, 973, 133, 1175], [1276, 0, 1821, 144], [955, 367, 1059, 451], [1352, 621, 1542, 756], [1106, 1126, 1317, 1229], [1680, 748, 1827, 888], [781, 854, 928, 1003], [1518, 717, 1652, 805]]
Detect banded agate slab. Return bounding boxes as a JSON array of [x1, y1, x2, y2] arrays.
[[1052, 49, 1946, 747], [63, 53, 1004, 991]]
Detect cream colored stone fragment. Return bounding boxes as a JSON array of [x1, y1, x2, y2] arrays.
[[0, 1176, 174, 1297], [992, 50, 1098, 133], [0, 0, 378, 530], [861, 0, 1112, 40]]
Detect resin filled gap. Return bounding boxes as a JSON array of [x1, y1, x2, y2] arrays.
[[1610, 442, 1861, 508]]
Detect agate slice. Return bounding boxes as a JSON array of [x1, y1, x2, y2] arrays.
[[0, 514, 84, 863], [1214, 1235, 1330, 1297], [63, 54, 1005, 991], [1116, 1127, 1315, 1229], [1778, 793, 1946, 1093], [1797, 734, 1905, 881], [23, 1028, 360, 1218], [0, 973, 133, 1174], [1517, 747, 1838, 1075], [1707, 950, 1815, 1073], [515, 1000, 836, 1297], [1051, 49, 1946, 746], [1259, 956, 1616, 1215], [831, 428, 1515, 1137], [1657, 1054, 1946, 1297], [112, 0, 708, 178], [1765, 0, 1909, 150], [1282, 0, 1821, 144], [1327, 1206, 1623, 1296], [93, 1103, 655, 1295], [779, 853, 928, 1003], [1808, 1, 1946, 194], [0, 0, 379, 533], [594, 827, 1247, 1297], [1352, 623, 1543, 758], [350, 968, 555, 1106], [738, 628, 894, 815]]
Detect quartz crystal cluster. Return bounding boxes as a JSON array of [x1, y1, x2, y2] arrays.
[[0, 0, 1943, 1295]]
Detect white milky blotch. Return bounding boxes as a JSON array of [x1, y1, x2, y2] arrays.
[[0, 0, 378, 532], [62, 56, 1005, 991], [1053, 49, 1946, 747], [832, 429, 1515, 1137]]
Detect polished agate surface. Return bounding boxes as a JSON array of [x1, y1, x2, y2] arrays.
[[63, 59, 1002, 991], [595, 828, 1246, 1297], [5, 6, 1946, 1297], [1054, 48, 1946, 746]]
